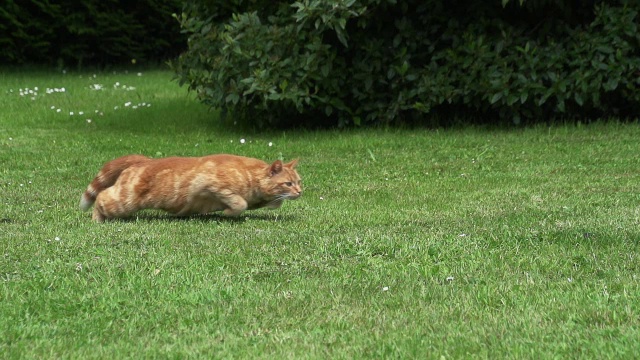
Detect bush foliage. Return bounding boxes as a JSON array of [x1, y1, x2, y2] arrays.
[[0, 0, 185, 67], [173, 0, 640, 127]]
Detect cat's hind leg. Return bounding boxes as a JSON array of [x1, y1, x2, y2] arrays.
[[92, 206, 106, 222], [80, 154, 149, 211], [92, 186, 139, 222]]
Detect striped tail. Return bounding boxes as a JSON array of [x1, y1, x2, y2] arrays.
[[79, 155, 150, 211]]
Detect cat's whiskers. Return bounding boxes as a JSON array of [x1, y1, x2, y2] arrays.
[[266, 194, 290, 206]]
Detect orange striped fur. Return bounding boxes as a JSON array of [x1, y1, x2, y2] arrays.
[[80, 154, 302, 222]]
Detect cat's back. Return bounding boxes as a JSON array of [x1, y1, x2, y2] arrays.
[[135, 154, 268, 179], [201, 154, 268, 168], [143, 154, 266, 167]]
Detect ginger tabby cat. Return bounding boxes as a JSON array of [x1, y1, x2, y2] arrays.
[[80, 154, 302, 222]]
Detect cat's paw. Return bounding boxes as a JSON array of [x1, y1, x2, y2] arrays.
[[222, 208, 244, 217]]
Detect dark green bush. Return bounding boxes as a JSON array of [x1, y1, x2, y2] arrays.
[[0, 0, 185, 67], [173, 0, 640, 127]]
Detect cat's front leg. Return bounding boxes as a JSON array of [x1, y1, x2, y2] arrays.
[[265, 199, 284, 209], [221, 195, 248, 216]]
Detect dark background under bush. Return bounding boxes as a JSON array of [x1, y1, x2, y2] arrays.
[[0, 0, 186, 67]]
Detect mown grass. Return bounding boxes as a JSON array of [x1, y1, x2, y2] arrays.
[[1, 68, 639, 359]]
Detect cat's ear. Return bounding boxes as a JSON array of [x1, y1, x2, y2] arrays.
[[286, 159, 299, 169], [268, 160, 283, 176]]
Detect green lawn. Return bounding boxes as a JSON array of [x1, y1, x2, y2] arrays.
[[1, 68, 639, 359]]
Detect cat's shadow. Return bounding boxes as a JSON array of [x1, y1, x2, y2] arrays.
[[112, 211, 297, 223]]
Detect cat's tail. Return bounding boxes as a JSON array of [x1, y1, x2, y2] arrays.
[[80, 155, 150, 211]]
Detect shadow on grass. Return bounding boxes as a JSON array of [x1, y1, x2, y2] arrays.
[[105, 211, 298, 224]]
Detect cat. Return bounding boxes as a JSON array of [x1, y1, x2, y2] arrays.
[[80, 154, 302, 222]]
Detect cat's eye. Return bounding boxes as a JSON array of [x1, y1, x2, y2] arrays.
[[285, 182, 293, 186]]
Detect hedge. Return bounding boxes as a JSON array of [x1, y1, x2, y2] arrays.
[[172, 0, 640, 127]]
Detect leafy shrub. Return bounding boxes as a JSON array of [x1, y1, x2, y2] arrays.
[[0, 0, 185, 67], [173, 0, 640, 127]]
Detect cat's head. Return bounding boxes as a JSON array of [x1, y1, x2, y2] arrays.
[[265, 159, 302, 200]]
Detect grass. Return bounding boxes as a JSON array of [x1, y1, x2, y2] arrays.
[[1, 67, 639, 359]]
